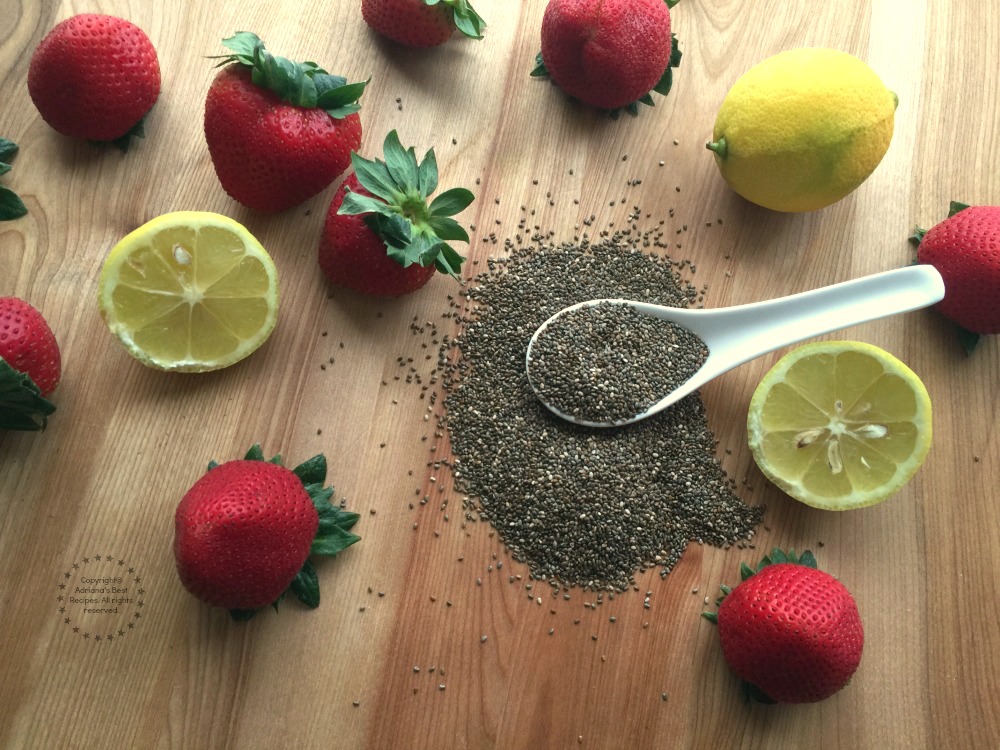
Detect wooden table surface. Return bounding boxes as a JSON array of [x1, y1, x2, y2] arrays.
[[2, 1, 998, 748]]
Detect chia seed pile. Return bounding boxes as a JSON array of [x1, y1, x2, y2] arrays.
[[527, 301, 709, 424], [439, 228, 763, 591]]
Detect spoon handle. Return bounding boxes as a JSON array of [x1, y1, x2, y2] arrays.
[[709, 265, 945, 367]]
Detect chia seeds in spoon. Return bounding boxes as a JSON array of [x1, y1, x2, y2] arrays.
[[438, 228, 762, 591], [528, 301, 709, 423]]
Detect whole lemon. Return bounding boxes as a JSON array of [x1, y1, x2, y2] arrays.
[[707, 48, 897, 212]]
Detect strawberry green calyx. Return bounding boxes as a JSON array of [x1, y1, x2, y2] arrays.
[[0, 138, 27, 221], [910, 200, 972, 243], [338, 129, 473, 277], [212, 32, 367, 119], [0, 359, 56, 431], [434, 0, 487, 40], [217, 444, 361, 621], [701, 548, 817, 624], [102, 118, 150, 154]]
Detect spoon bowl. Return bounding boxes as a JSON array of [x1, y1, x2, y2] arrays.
[[525, 265, 945, 428]]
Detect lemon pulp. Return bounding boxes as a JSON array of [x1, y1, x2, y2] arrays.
[[747, 341, 931, 509], [98, 212, 279, 372]]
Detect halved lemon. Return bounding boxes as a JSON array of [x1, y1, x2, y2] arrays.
[[747, 341, 932, 510], [98, 212, 279, 372]]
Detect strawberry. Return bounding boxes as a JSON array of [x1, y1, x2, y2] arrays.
[[703, 549, 864, 704], [0, 296, 60, 431], [28, 14, 160, 151], [204, 33, 367, 213], [531, 0, 682, 116], [912, 201, 1000, 347], [361, 0, 486, 47], [318, 130, 473, 297], [174, 445, 360, 620]]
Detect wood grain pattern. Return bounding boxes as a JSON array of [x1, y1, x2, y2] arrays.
[[1, 1, 999, 748]]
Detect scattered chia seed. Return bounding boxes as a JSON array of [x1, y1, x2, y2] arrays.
[[527, 301, 708, 423], [432, 229, 761, 591]]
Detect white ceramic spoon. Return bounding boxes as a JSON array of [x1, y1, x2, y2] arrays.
[[525, 265, 945, 428]]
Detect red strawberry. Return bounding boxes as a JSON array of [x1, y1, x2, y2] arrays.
[[318, 130, 473, 297], [533, 0, 681, 115], [204, 33, 366, 213], [0, 296, 60, 431], [321, 176, 434, 296], [362, 0, 486, 47], [174, 445, 360, 619], [913, 202, 1000, 337], [704, 549, 864, 704], [28, 14, 160, 150]]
